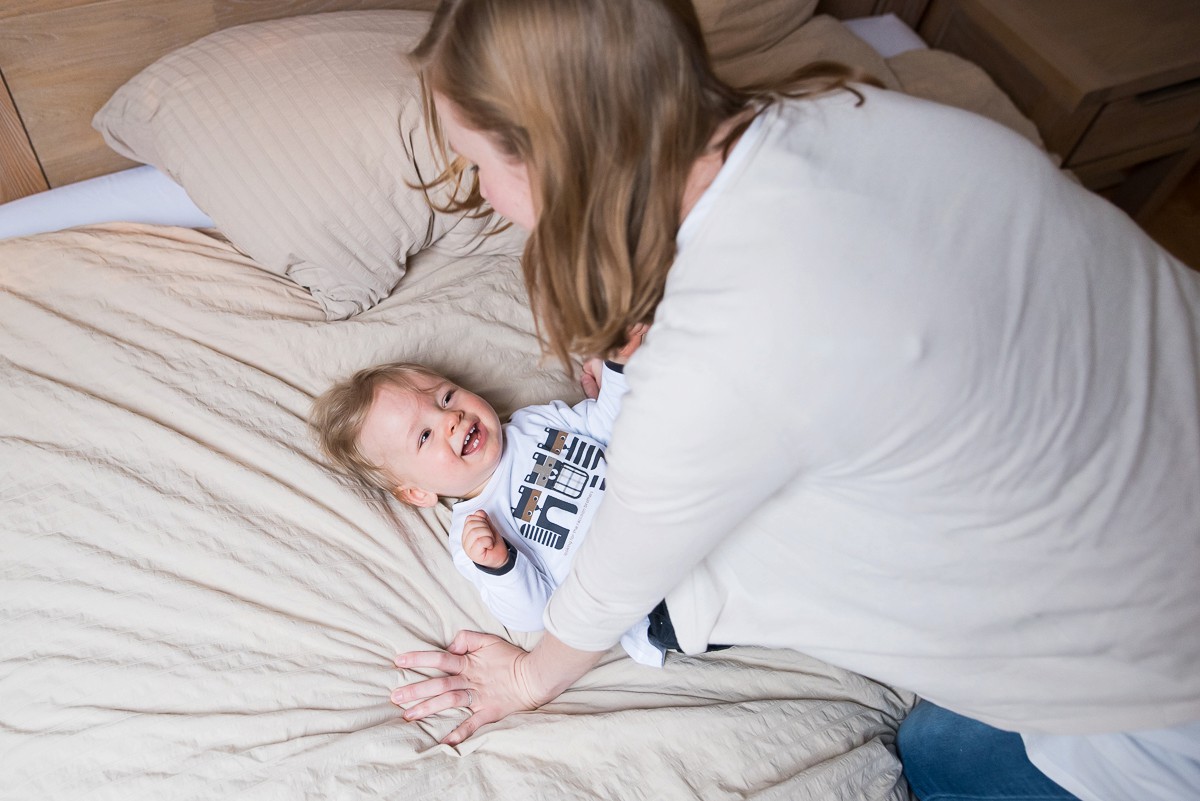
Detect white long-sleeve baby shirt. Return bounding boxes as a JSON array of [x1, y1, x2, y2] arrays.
[[448, 364, 665, 667]]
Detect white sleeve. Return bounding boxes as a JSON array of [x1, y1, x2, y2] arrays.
[[581, 363, 630, 441], [450, 528, 555, 632], [543, 321, 805, 651], [538, 363, 629, 447]]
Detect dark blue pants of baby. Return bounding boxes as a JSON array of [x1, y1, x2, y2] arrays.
[[898, 700, 1082, 801]]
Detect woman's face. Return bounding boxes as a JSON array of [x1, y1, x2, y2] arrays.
[[434, 93, 537, 231]]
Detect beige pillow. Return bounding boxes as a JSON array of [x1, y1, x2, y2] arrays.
[[717, 15, 902, 91], [693, 0, 820, 82], [94, 10, 497, 320], [92, 4, 879, 319], [887, 49, 1047, 152]]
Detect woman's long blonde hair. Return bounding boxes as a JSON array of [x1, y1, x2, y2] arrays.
[[412, 0, 873, 366]]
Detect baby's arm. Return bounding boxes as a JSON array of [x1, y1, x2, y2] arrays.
[[569, 324, 648, 442], [453, 511, 554, 632]]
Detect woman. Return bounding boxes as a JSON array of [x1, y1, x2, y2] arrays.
[[392, 1, 1200, 799]]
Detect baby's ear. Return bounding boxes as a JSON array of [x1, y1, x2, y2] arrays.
[[396, 485, 439, 508]]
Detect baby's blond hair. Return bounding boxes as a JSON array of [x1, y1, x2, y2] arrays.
[[310, 362, 447, 496]]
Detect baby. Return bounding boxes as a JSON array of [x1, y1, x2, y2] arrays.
[[310, 328, 664, 666]]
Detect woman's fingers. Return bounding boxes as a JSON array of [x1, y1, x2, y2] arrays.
[[391, 632, 540, 744], [446, 629, 498, 656], [443, 711, 492, 746], [390, 672, 465, 706], [400, 686, 474, 723], [394, 648, 466, 673]]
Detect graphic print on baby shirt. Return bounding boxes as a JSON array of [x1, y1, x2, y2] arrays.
[[510, 426, 606, 550]]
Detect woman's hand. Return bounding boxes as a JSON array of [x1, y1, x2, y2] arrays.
[[393, 631, 538, 745], [392, 631, 604, 746]]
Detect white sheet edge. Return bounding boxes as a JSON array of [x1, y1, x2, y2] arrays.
[[842, 13, 929, 59], [0, 165, 213, 240]]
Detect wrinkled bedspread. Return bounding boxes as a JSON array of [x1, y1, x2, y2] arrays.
[[1, 224, 912, 801]]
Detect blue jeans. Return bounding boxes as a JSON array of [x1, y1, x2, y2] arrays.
[[897, 700, 1081, 801]]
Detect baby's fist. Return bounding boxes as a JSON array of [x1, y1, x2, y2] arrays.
[[462, 511, 508, 569]]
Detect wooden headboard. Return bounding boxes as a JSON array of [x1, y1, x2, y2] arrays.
[[0, 0, 439, 204], [0, 0, 927, 204]]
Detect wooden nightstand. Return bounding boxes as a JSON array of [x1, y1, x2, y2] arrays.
[[919, 0, 1200, 222]]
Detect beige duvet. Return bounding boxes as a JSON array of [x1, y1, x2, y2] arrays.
[[1, 224, 911, 800]]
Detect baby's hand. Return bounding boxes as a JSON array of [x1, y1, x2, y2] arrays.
[[612, 323, 648, 365], [462, 511, 509, 569], [580, 323, 649, 399], [580, 358, 604, 400]]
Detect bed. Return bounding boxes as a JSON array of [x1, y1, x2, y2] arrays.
[[0, 2, 1043, 798]]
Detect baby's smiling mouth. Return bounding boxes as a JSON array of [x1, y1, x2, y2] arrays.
[[461, 422, 483, 456]]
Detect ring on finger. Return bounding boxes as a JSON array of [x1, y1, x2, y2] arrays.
[[465, 688, 476, 708]]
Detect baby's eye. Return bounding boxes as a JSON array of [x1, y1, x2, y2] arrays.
[[442, 390, 454, 407], [419, 429, 430, 448]]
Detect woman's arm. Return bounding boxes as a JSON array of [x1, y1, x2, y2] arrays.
[[393, 311, 800, 740], [392, 630, 603, 746], [545, 314, 806, 654]]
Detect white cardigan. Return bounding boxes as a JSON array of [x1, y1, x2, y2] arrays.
[[543, 87, 1200, 737]]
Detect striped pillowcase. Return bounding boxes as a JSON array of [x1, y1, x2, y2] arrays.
[[94, 10, 503, 319]]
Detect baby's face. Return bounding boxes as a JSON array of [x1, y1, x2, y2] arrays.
[[358, 376, 503, 504]]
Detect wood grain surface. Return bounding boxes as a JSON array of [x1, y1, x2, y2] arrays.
[[0, 0, 438, 192]]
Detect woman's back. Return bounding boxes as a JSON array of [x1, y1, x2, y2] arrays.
[[555, 86, 1200, 735]]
